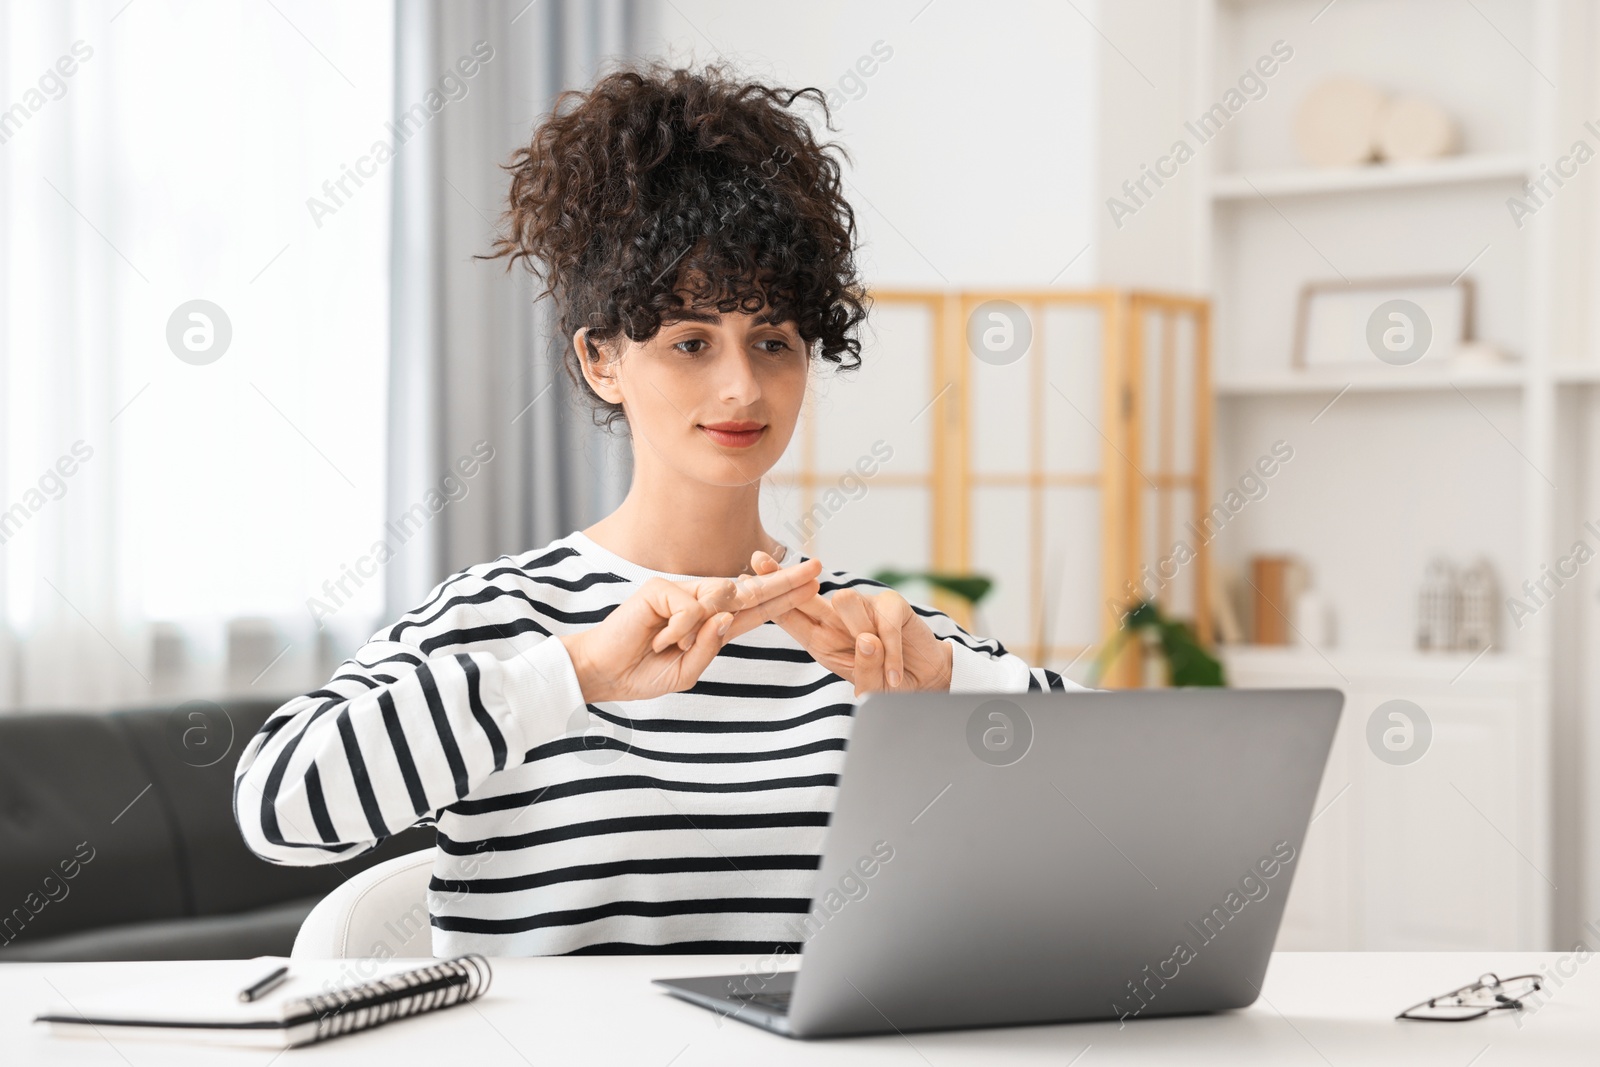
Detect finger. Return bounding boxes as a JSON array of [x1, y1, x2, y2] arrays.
[[651, 591, 703, 652], [722, 574, 821, 642], [762, 596, 858, 684], [830, 587, 878, 639], [853, 631, 886, 696], [873, 592, 910, 688], [732, 559, 819, 607], [732, 554, 822, 610], [667, 600, 713, 653], [780, 590, 839, 627], [640, 608, 730, 695], [676, 610, 735, 683], [648, 582, 709, 653], [684, 561, 822, 647], [759, 589, 833, 645], [723, 557, 824, 613], [784, 594, 865, 668], [651, 607, 698, 653], [685, 575, 738, 617]]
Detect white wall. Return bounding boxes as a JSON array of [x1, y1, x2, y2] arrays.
[[637, 0, 1100, 289], [1093, 0, 1205, 290]]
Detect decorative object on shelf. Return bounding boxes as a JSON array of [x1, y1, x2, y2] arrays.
[[1456, 559, 1498, 652], [1375, 95, 1458, 163], [1416, 556, 1460, 651], [1248, 554, 1294, 645], [1414, 556, 1500, 653], [1294, 274, 1474, 369], [1088, 600, 1225, 688], [1292, 582, 1336, 650], [1295, 79, 1459, 169], [1294, 78, 1386, 167], [1208, 564, 1245, 645]]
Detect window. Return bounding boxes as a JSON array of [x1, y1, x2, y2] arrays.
[[1, 1, 394, 708]]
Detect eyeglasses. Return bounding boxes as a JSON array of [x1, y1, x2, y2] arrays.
[[1397, 972, 1543, 1022]]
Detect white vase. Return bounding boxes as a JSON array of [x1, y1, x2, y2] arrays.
[[1293, 589, 1335, 649]]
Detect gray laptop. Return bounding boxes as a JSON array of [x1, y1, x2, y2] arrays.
[[654, 687, 1342, 1038]]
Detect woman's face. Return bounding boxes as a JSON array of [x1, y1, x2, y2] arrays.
[[577, 304, 809, 488]]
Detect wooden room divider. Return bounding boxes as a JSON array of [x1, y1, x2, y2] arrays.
[[760, 288, 1212, 689]]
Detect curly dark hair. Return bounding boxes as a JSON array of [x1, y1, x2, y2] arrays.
[[485, 60, 870, 430]]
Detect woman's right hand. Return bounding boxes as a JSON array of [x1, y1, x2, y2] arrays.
[[559, 557, 823, 703]]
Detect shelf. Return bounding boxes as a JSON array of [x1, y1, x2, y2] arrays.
[[1221, 645, 1524, 686], [1214, 363, 1600, 395], [1215, 364, 1526, 396], [1211, 153, 1530, 201], [1555, 364, 1600, 384]]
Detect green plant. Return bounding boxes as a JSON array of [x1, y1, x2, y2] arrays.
[[1089, 599, 1226, 687], [871, 570, 993, 607]]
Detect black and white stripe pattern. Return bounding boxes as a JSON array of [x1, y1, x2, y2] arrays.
[[234, 531, 1079, 956]]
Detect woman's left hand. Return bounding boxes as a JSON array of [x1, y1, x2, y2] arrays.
[[749, 551, 953, 696]]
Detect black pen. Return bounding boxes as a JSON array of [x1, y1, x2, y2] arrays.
[[239, 965, 290, 1002]]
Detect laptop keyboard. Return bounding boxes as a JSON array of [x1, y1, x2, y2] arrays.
[[728, 990, 792, 1013]]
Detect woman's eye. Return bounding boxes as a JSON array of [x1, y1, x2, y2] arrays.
[[670, 336, 794, 356]]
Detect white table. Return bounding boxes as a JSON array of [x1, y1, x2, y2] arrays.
[[4, 951, 1595, 1064]]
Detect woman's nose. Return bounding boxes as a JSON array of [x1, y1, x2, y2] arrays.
[[717, 349, 761, 404]]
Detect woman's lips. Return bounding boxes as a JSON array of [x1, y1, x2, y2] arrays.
[[699, 424, 766, 448]]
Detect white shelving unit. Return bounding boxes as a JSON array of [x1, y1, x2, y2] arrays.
[[1190, 0, 1599, 951]]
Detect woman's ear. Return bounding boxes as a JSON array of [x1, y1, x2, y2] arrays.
[[574, 327, 624, 405]]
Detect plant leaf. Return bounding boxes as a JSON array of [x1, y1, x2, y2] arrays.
[[870, 570, 993, 606]]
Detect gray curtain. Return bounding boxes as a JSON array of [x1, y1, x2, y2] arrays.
[[386, 0, 639, 619]]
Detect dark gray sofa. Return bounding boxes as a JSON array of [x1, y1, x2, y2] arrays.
[[0, 697, 432, 961]]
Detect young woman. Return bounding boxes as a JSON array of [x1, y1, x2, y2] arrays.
[[235, 62, 1076, 958]]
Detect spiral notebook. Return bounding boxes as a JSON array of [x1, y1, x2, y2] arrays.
[[35, 954, 492, 1049]]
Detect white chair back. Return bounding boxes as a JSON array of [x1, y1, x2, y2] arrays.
[[291, 847, 436, 959]]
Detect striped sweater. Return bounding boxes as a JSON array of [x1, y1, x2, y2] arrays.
[[234, 530, 1078, 956]]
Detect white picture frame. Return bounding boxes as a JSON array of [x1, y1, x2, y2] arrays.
[[1293, 275, 1475, 368]]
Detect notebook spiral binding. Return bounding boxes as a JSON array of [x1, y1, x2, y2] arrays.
[[294, 954, 493, 1043]]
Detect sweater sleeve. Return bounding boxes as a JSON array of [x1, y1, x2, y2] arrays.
[[233, 569, 587, 866], [914, 604, 1086, 694]]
